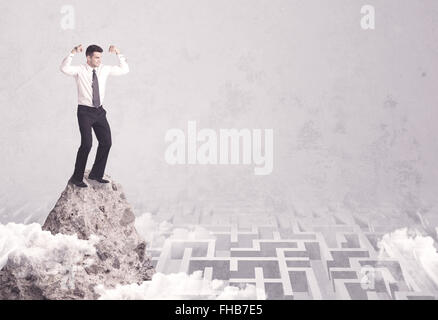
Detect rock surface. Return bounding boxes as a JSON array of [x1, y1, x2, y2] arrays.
[[0, 170, 155, 299]]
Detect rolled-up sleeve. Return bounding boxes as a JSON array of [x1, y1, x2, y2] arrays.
[[109, 53, 129, 76], [60, 53, 80, 76]]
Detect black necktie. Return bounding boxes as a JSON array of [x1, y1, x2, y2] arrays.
[[92, 69, 101, 108]]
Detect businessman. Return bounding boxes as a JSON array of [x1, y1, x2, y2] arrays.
[[60, 44, 129, 188]]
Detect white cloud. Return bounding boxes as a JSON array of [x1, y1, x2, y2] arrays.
[[95, 270, 258, 300], [377, 228, 438, 292], [134, 212, 173, 247], [0, 222, 98, 271]]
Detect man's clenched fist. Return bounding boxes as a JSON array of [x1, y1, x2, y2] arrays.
[[108, 45, 120, 55], [71, 44, 83, 54]]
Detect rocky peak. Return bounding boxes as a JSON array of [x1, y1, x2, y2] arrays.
[[0, 170, 155, 299]]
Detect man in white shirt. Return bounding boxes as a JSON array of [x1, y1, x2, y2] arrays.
[[60, 44, 129, 188]]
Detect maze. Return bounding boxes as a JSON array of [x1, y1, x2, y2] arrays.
[[138, 199, 438, 300]]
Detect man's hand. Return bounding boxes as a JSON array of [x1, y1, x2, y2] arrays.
[[108, 45, 120, 55], [71, 44, 83, 54]]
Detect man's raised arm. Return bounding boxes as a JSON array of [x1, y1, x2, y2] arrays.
[[108, 45, 129, 76], [60, 44, 82, 76]]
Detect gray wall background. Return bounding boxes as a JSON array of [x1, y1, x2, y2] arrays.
[[1, 0, 437, 224]]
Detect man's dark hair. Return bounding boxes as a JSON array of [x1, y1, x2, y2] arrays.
[[86, 44, 103, 57]]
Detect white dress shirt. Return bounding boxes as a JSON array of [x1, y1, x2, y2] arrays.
[[60, 52, 129, 107]]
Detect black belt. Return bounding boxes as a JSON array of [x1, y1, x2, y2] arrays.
[[78, 104, 103, 111]]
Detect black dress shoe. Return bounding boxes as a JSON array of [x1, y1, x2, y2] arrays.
[[69, 176, 88, 188], [88, 175, 110, 183]]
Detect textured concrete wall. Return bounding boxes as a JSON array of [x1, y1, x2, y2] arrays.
[[1, 0, 438, 223]]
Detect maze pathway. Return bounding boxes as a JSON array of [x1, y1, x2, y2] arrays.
[[142, 199, 438, 300]]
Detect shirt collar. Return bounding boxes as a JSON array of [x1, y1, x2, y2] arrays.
[[85, 63, 101, 72]]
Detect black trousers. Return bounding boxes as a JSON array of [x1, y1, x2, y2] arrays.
[[72, 104, 112, 181]]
